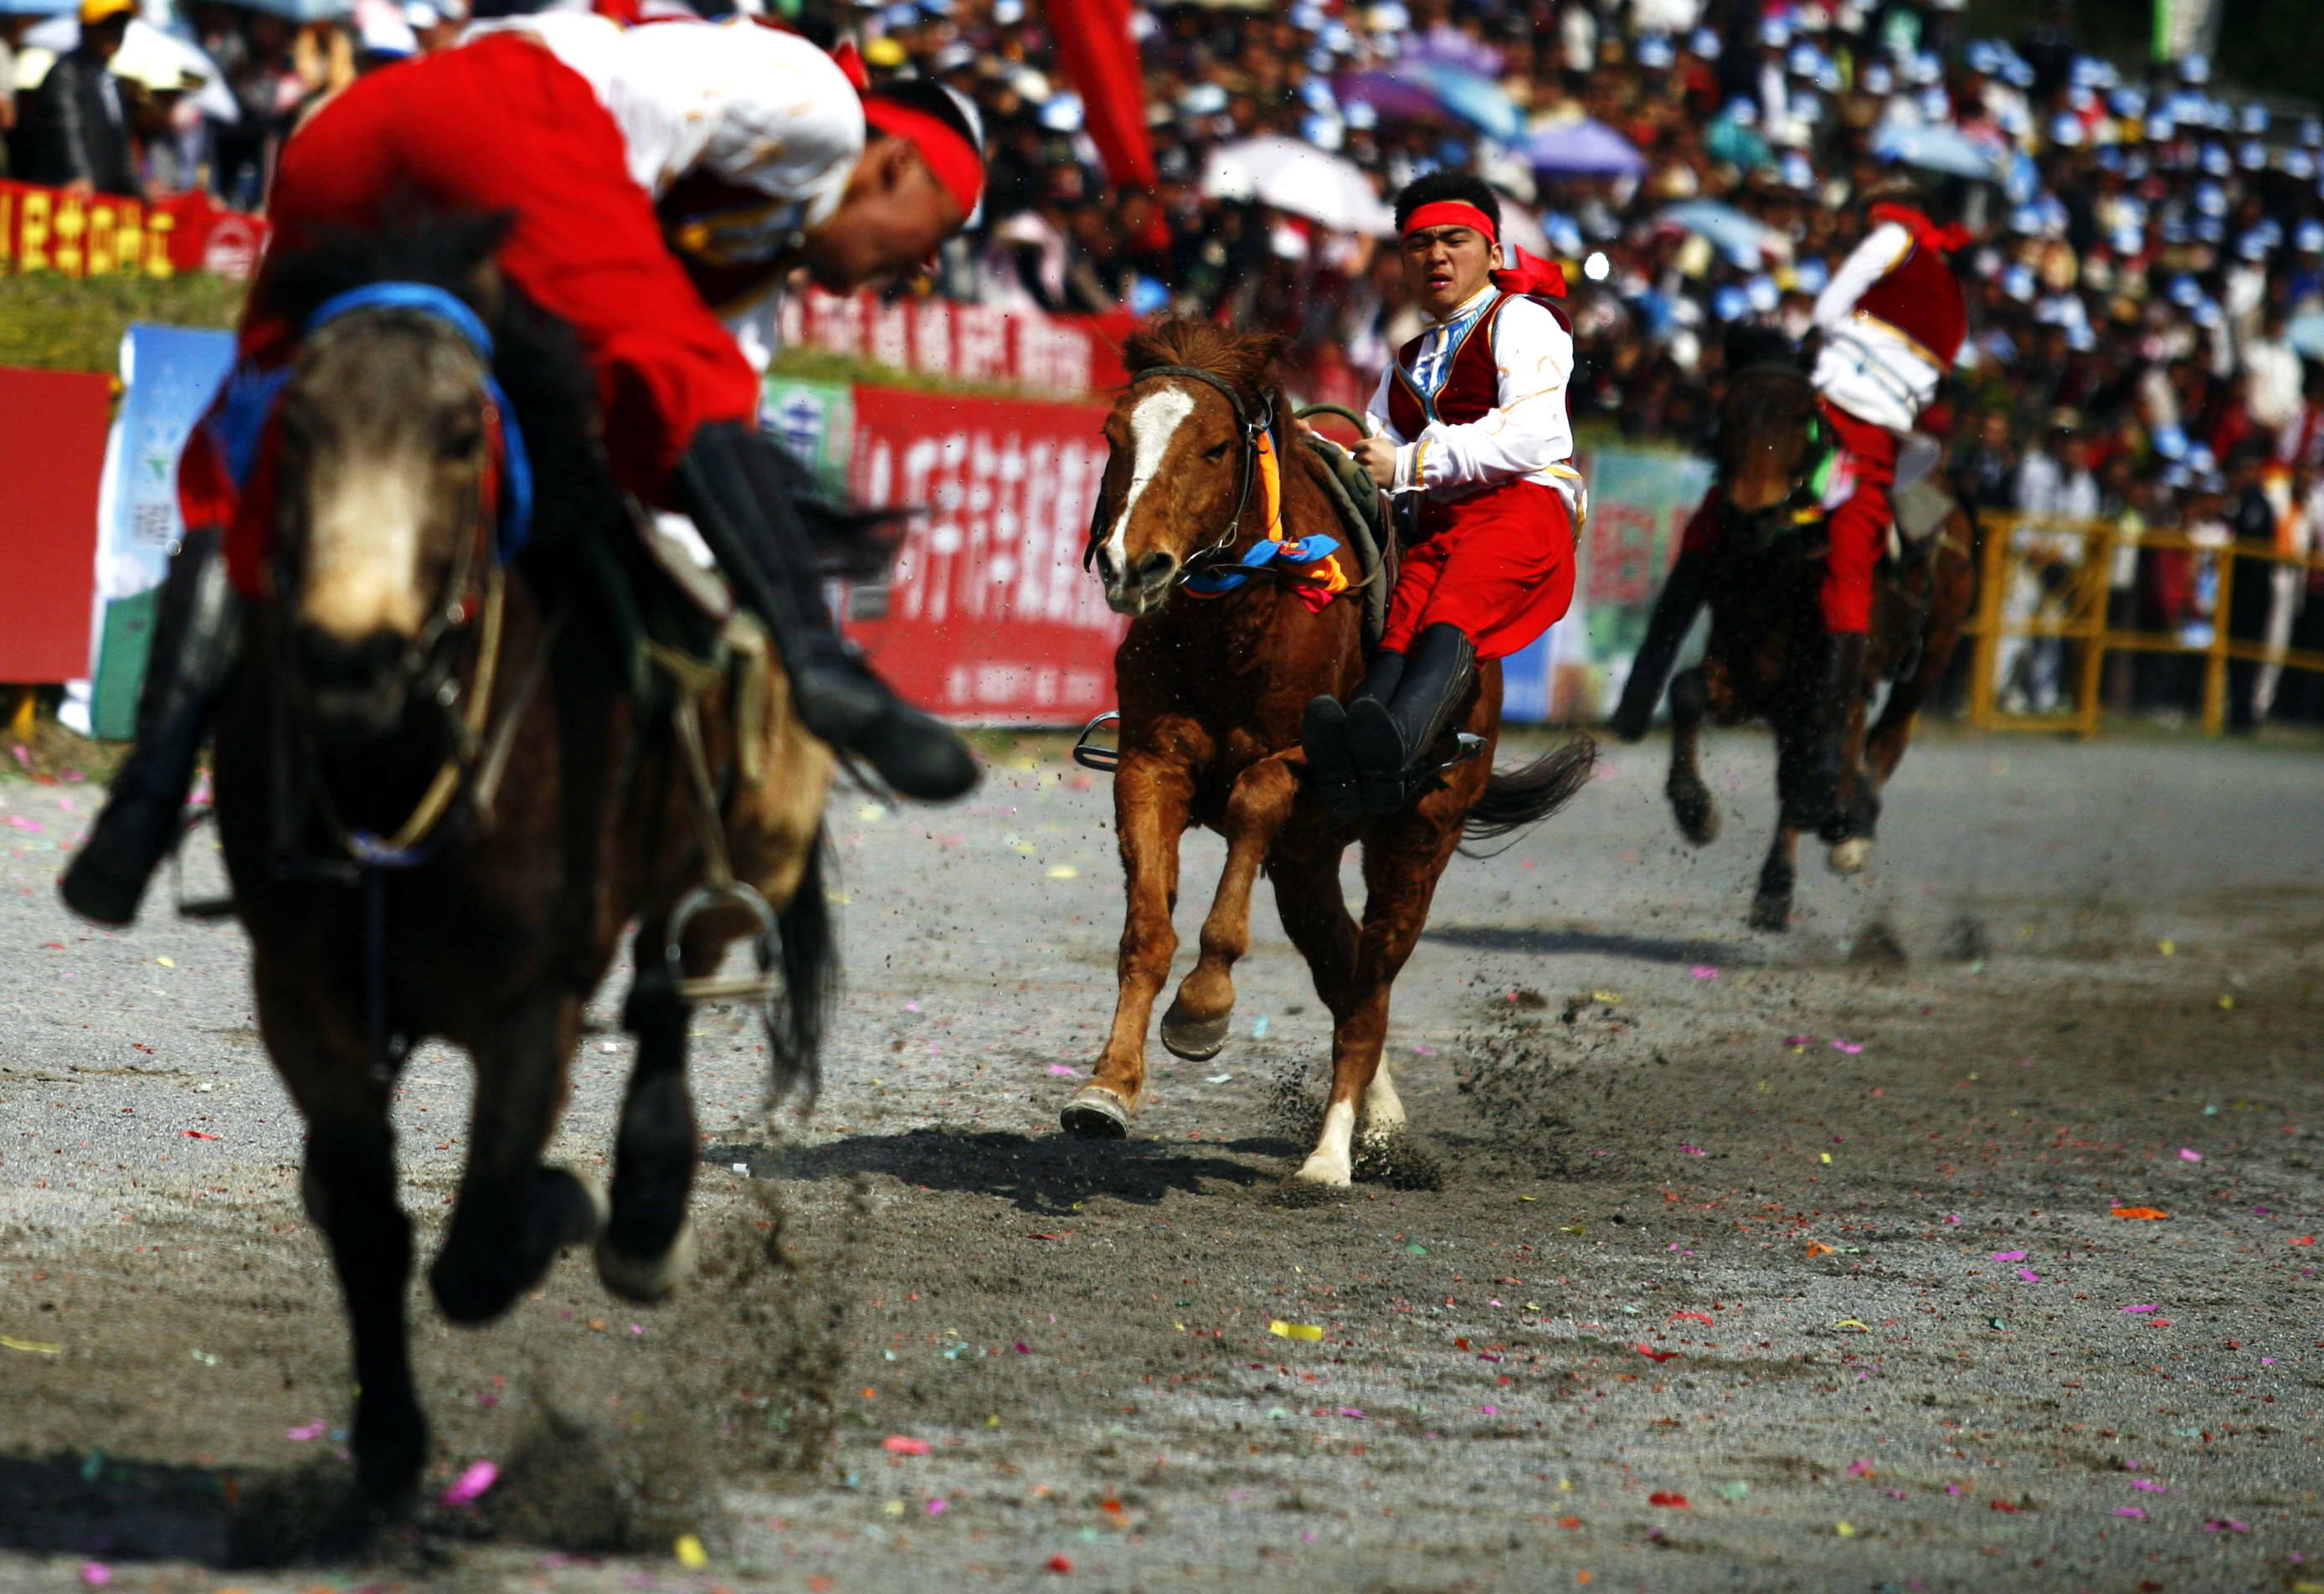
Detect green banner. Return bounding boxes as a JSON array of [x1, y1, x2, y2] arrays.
[[760, 377, 855, 493], [1578, 445, 1711, 672]]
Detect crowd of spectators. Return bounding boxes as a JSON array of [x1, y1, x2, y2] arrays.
[[3, 0, 2319, 721]]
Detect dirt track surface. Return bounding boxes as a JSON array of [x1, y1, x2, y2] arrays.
[[3, 728, 2321, 1593]]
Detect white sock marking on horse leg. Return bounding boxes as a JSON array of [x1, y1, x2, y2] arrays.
[[1294, 1099, 1356, 1186], [1104, 387, 1195, 575], [1362, 1063, 1407, 1134]]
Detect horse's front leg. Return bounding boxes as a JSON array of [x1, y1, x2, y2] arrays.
[[1752, 727, 1805, 932], [1293, 807, 1462, 1186], [597, 923, 700, 1303], [1161, 754, 1300, 1061], [429, 989, 604, 1324], [1062, 752, 1194, 1139], [1665, 666, 1720, 846], [1824, 686, 1878, 874], [261, 969, 427, 1508]]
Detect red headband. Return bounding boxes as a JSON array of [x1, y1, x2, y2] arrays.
[[1401, 201, 1498, 241], [862, 96, 985, 216]]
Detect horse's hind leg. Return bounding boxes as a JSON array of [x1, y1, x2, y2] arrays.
[[1824, 691, 1879, 875], [1665, 666, 1720, 846], [1162, 755, 1299, 1061], [262, 975, 427, 1504], [1268, 838, 1379, 1122], [598, 928, 699, 1303], [429, 991, 604, 1324]]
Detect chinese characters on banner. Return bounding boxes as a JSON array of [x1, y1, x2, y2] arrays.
[[779, 286, 1134, 399], [0, 181, 270, 281], [843, 385, 1127, 722]]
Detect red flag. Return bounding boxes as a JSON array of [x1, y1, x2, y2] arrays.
[[1043, 0, 1157, 194]]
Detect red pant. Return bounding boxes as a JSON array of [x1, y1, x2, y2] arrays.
[[1677, 400, 1895, 635], [242, 33, 758, 501], [1381, 481, 1576, 660]]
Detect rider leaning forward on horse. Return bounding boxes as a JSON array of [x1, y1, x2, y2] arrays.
[[1613, 176, 1972, 825], [1299, 171, 1587, 819], [63, 8, 986, 927]]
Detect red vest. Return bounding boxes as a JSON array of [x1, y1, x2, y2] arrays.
[[1854, 234, 1966, 369], [1387, 291, 1521, 436]]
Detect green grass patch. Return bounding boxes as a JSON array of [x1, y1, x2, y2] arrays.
[[0, 270, 244, 377]]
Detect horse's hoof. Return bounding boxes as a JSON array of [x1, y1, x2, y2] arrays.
[[1671, 787, 1720, 846], [1159, 1005, 1230, 1062], [1060, 1086, 1130, 1139], [1748, 894, 1792, 933], [1290, 1152, 1352, 1188], [1828, 837, 1873, 875], [597, 1217, 697, 1304]]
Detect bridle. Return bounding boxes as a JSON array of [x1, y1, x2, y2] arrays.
[[1716, 360, 1828, 551], [1083, 363, 1277, 587], [269, 282, 541, 872]]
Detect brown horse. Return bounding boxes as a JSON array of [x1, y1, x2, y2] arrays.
[[206, 215, 836, 1518], [1059, 319, 1594, 1185], [1659, 361, 1977, 930]]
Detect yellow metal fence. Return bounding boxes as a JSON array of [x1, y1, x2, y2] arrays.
[[1963, 513, 2324, 736]]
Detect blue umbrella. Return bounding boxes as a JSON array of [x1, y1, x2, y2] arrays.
[[0, 0, 79, 16], [1870, 118, 2009, 183], [2285, 310, 2324, 361], [206, 0, 352, 20], [1526, 117, 1648, 177], [1413, 61, 1524, 144], [1655, 200, 1778, 266]]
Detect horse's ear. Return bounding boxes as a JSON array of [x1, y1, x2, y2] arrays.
[[467, 259, 507, 327]]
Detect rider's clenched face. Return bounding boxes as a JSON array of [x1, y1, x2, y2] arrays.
[[806, 139, 968, 293], [1401, 223, 1495, 321]]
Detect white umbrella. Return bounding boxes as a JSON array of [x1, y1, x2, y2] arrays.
[[116, 18, 238, 121], [1202, 136, 1396, 237]]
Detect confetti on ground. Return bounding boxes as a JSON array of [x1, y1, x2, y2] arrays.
[[440, 1460, 498, 1506], [1267, 1320, 1324, 1341], [1689, 964, 1718, 980], [2110, 1206, 2169, 1221], [2121, 1303, 2158, 1314], [883, 1436, 932, 1456], [1648, 1492, 1689, 1508], [3, 1336, 63, 1355], [1046, 866, 1078, 879], [2177, 1147, 2203, 1161], [1830, 1039, 1864, 1054], [1046, 1064, 1078, 1077], [79, 1565, 109, 1587], [285, 1421, 326, 1441], [1991, 1251, 2027, 1262], [674, 1534, 708, 1568]]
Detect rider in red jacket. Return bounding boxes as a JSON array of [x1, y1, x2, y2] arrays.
[[1612, 176, 1969, 828], [64, 15, 985, 925]]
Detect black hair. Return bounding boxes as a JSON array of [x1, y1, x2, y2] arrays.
[[1391, 169, 1501, 235], [863, 80, 984, 153]]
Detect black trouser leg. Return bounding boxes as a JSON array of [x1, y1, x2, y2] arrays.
[[1342, 623, 1477, 815], [671, 422, 978, 802], [60, 528, 240, 926], [1303, 650, 1407, 819], [1791, 628, 1867, 832], [1612, 544, 1713, 741]]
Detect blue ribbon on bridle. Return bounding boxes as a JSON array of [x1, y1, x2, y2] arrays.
[[1178, 532, 1345, 595], [211, 281, 535, 562]]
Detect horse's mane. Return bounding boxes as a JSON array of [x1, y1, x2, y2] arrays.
[[1122, 316, 1287, 405], [265, 208, 614, 545]]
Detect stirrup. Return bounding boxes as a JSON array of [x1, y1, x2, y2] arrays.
[[665, 878, 781, 1004], [1072, 710, 1122, 773], [172, 807, 235, 920], [1438, 732, 1486, 772]]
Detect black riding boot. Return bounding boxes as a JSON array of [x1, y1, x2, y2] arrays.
[[1301, 650, 1406, 820], [1792, 629, 1868, 833], [59, 527, 241, 926], [673, 422, 977, 803], [1343, 623, 1477, 816], [1611, 543, 1714, 742]]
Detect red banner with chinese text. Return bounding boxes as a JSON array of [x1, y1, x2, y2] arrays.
[[0, 180, 269, 281], [780, 287, 1134, 400], [843, 384, 1125, 724]]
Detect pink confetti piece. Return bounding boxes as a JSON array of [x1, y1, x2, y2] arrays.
[[2121, 1303, 2157, 1314], [5, 815, 44, 832], [925, 1498, 948, 1516], [1846, 1458, 1875, 1476], [2177, 1148, 2203, 1162], [1830, 1039, 1864, 1054], [1478, 1404, 1499, 1415], [440, 1460, 499, 1506], [2112, 1506, 2148, 1519], [285, 1420, 326, 1441], [1689, 964, 1719, 980], [1679, 1144, 1707, 1156], [2129, 1478, 2167, 1493], [9, 745, 29, 769], [882, 1436, 931, 1456], [1046, 1064, 1078, 1077], [1991, 1251, 2027, 1262], [1337, 1407, 1365, 1419], [79, 1566, 110, 1587], [2016, 1269, 2040, 1283], [2202, 1519, 2250, 1533]]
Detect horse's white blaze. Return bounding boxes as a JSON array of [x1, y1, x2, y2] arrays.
[[1362, 1063, 1406, 1132], [1295, 1099, 1356, 1186], [1103, 385, 1195, 581], [301, 462, 431, 640]]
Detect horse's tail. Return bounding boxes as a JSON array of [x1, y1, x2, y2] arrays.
[[767, 827, 839, 1114], [1460, 733, 1597, 855]]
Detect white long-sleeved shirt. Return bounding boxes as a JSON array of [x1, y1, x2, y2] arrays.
[[1810, 220, 1944, 434], [1368, 283, 1581, 513]]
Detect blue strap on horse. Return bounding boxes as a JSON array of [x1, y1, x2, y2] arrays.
[[1179, 532, 1346, 596], [301, 282, 537, 561]]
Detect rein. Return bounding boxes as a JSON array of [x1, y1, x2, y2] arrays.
[[1718, 363, 1831, 549], [1083, 363, 1277, 587]]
